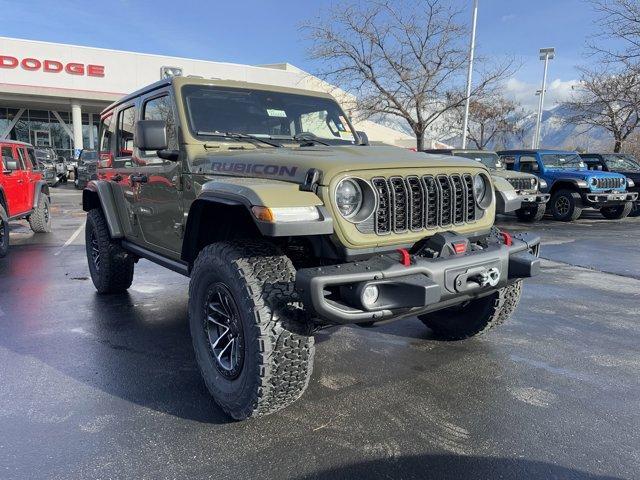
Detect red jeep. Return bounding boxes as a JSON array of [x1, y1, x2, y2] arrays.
[[0, 140, 52, 257]]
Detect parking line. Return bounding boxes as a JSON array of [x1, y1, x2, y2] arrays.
[[54, 223, 85, 256]]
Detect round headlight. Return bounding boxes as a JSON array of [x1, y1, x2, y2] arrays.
[[473, 174, 487, 200], [473, 173, 492, 209], [590, 177, 598, 186], [531, 177, 538, 189], [335, 178, 363, 218]]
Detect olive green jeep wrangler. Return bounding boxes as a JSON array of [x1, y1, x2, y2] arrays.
[[83, 77, 541, 420], [423, 149, 550, 221]]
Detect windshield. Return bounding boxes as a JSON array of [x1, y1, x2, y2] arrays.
[[541, 154, 585, 169], [80, 150, 98, 161], [602, 154, 640, 171], [454, 152, 503, 169], [182, 85, 357, 146]]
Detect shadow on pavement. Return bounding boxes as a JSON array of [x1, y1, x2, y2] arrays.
[[293, 454, 623, 480]]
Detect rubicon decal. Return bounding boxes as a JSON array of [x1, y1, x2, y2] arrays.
[[210, 161, 298, 177], [0, 55, 105, 77]]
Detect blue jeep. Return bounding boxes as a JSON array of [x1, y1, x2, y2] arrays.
[[497, 149, 638, 221]]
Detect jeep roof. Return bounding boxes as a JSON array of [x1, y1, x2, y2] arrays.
[[102, 76, 336, 116]]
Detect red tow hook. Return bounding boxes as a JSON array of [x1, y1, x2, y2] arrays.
[[396, 248, 411, 266], [500, 230, 513, 246]]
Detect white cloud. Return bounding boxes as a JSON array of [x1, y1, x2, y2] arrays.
[[501, 14, 516, 22], [504, 77, 579, 111]]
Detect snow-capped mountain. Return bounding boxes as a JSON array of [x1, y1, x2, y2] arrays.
[[368, 105, 616, 151]]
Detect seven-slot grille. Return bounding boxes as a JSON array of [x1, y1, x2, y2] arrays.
[[595, 177, 624, 189], [507, 177, 536, 191], [371, 174, 477, 234]]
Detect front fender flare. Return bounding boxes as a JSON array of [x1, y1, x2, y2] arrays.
[[83, 180, 124, 238], [32, 181, 50, 208]]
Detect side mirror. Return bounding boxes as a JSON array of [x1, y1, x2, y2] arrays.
[[3, 159, 18, 173], [356, 131, 369, 146], [135, 120, 168, 151]]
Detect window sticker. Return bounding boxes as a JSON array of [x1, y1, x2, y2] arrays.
[[267, 109, 287, 118]]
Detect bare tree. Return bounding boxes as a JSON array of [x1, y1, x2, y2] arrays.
[[589, 0, 640, 63], [305, 0, 514, 150], [453, 95, 525, 150], [562, 67, 640, 152]]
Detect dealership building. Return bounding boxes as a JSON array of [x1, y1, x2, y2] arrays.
[[0, 36, 414, 159]]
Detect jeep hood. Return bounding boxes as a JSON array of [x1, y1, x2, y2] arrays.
[[190, 145, 483, 185], [545, 169, 626, 180]]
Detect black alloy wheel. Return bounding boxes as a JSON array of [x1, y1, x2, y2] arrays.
[[204, 283, 245, 379]]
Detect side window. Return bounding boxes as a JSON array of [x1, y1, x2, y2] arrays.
[[115, 106, 136, 167], [519, 155, 539, 173], [16, 148, 28, 169], [98, 114, 113, 168], [141, 95, 177, 164], [500, 155, 515, 170], [1, 146, 16, 169], [27, 148, 37, 169]]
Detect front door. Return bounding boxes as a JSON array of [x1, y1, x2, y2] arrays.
[[109, 104, 140, 239], [1, 144, 29, 216], [132, 92, 183, 257]]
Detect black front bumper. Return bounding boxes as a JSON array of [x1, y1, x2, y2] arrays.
[[581, 191, 638, 207], [296, 233, 541, 324]]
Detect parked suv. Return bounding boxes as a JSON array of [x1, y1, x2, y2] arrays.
[[0, 140, 52, 257], [580, 153, 640, 216], [83, 77, 541, 419], [34, 148, 58, 186], [74, 149, 99, 189], [423, 149, 550, 221], [497, 149, 637, 221]]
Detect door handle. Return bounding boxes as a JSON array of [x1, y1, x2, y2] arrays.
[[17, 179, 24, 184], [130, 174, 148, 184]]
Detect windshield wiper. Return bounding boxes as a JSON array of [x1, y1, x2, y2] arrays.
[[196, 131, 282, 148], [292, 132, 331, 146]]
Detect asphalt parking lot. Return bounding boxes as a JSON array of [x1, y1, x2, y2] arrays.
[[0, 185, 638, 480]]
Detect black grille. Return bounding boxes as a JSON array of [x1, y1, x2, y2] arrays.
[[372, 174, 477, 234], [507, 177, 536, 191], [595, 177, 624, 189], [372, 178, 391, 234]]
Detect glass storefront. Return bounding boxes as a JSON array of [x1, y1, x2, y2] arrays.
[[0, 107, 97, 160]]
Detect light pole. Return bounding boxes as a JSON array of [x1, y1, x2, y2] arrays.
[[461, 0, 479, 149], [532, 47, 555, 148]]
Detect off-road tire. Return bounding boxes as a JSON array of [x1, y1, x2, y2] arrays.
[[189, 240, 315, 420], [29, 195, 52, 233], [0, 205, 9, 258], [515, 202, 546, 222], [600, 201, 633, 220], [631, 202, 640, 217], [418, 281, 523, 340], [550, 189, 582, 221], [85, 209, 134, 294]]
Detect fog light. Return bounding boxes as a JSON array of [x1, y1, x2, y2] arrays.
[[361, 285, 379, 308]]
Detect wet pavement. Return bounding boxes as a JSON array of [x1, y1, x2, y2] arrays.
[[0, 185, 638, 480]]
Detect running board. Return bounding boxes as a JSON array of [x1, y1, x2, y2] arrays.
[[121, 240, 189, 276]]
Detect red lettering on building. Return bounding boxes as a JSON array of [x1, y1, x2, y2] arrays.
[[65, 63, 84, 75], [87, 64, 104, 77], [43, 60, 63, 73], [0, 55, 104, 77], [21, 58, 42, 71], [0, 55, 19, 68]]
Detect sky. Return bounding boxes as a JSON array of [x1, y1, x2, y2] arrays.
[[0, 0, 616, 111]]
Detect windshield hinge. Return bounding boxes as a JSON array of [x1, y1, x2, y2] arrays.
[[300, 168, 323, 193]]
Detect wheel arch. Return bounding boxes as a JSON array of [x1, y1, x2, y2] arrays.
[[181, 197, 264, 266], [82, 180, 124, 238], [549, 179, 584, 195], [32, 180, 50, 208]]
